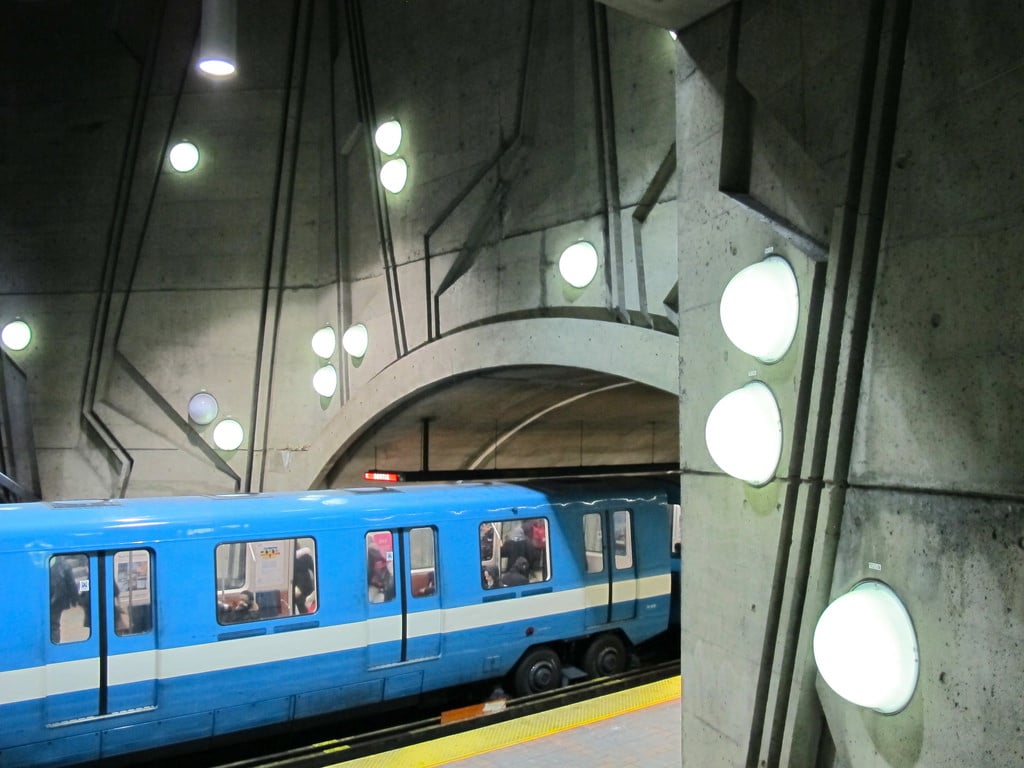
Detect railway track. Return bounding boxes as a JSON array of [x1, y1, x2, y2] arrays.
[[190, 659, 679, 768]]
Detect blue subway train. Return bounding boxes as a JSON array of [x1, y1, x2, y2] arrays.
[[0, 478, 679, 767]]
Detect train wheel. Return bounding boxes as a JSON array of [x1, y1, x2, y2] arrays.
[[582, 633, 627, 678], [514, 646, 562, 695]]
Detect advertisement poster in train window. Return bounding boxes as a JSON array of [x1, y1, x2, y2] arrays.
[[253, 540, 286, 589]]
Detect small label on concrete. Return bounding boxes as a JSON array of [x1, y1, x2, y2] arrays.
[[868, 562, 882, 571]]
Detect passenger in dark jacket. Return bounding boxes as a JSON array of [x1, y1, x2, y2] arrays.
[[500, 556, 531, 587]]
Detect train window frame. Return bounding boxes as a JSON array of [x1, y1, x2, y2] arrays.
[[214, 537, 318, 625], [582, 513, 605, 574], [113, 549, 154, 636], [479, 517, 550, 589], [49, 553, 91, 645], [613, 510, 634, 570], [367, 531, 396, 603], [409, 526, 437, 598]]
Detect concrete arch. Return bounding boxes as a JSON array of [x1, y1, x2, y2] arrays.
[[298, 318, 679, 488]]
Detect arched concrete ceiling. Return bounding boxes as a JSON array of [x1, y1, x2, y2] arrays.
[[598, 0, 732, 31], [301, 318, 679, 488]]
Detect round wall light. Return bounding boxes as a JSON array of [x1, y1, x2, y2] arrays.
[[720, 255, 799, 363], [813, 581, 919, 714], [379, 158, 408, 193], [374, 120, 403, 156], [311, 325, 336, 359], [704, 381, 782, 485], [558, 241, 599, 289], [212, 417, 244, 451], [341, 323, 369, 359], [169, 141, 200, 173], [188, 391, 219, 425], [312, 364, 338, 398], [1, 319, 32, 351]]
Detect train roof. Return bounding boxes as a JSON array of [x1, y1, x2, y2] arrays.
[[0, 478, 671, 554]]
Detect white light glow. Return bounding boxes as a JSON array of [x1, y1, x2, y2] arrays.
[[558, 241, 599, 289], [197, 0, 237, 77], [704, 381, 782, 485], [374, 120, 403, 155], [813, 581, 920, 714], [379, 158, 408, 193], [311, 326, 336, 359], [1, 320, 31, 351], [188, 392, 219, 425], [212, 418, 244, 451], [720, 255, 799, 363], [312, 364, 338, 397], [342, 323, 369, 358], [169, 141, 200, 172]]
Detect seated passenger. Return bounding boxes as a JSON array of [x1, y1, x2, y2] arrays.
[[482, 564, 499, 589], [500, 556, 531, 587], [367, 547, 395, 603]]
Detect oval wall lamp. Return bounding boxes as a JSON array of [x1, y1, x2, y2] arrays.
[[197, 0, 237, 77], [704, 381, 782, 486], [342, 323, 369, 359], [374, 120, 403, 156], [311, 326, 336, 359], [312, 364, 338, 398], [720, 254, 799, 363], [169, 141, 200, 173], [212, 417, 244, 451], [379, 158, 408, 193], [813, 581, 920, 714], [1, 319, 32, 351], [558, 240, 599, 289], [187, 391, 219, 426]]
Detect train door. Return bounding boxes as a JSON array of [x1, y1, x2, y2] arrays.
[[582, 509, 638, 628], [365, 527, 441, 669], [45, 549, 157, 724]]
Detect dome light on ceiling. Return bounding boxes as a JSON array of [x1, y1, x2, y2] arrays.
[[704, 381, 782, 486], [374, 120, 403, 156], [720, 254, 799, 364], [212, 417, 244, 451], [558, 241, 599, 289], [311, 326, 336, 359], [1, 319, 32, 351], [188, 391, 219, 425], [342, 323, 369, 359], [312, 364, 338, 398], [169, 141, 200, 172]]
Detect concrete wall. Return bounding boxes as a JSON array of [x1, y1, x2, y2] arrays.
[[677, 0, 1024, 765]]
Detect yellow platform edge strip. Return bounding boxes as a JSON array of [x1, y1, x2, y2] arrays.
[[330, 676, 682, 768]]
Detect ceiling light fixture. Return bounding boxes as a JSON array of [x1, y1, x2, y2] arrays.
[[558, 241, 599, 289], [341, 323, 369, 359], [379, 158, 408, 193], [1, 319, 32, 351], [311, 326, 336, 359], [212, 417, 244, 451], [169, 141, 200, 172], [374, 120, 402, 156], [197, 0, 237, 77], [813, 581, 920, 714], [720, 254, 799, 363], [704, 381, 783, 485], [187, 391, 219, 425], [312, 364, 338, 398]]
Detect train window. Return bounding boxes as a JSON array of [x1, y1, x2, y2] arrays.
[[613, 510, 633, 569], [367, 532, 396, 603], [113, 549, 153, 636], [583, 513, 604, 573], [215, 538, 318, 624], [49, 554, 90, 644], [670, 503, 682, 557], [479, 518, 550, 589], [409, 527, 437, 598]]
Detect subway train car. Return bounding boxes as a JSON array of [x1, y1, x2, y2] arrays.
[[0, 478, 677, 767]]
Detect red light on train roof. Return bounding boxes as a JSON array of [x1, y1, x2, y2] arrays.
[[363, 470, 402, 483]]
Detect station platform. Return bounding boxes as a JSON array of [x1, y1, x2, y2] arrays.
[[334, 676, 681, 768]]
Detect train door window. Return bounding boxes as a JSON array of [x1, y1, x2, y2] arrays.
[[670, 504, 682, 557], [215, 538, 318, 624], [49, 553, 90, 644], [409, 527, 437, 598], [480, 518, 550, 588], [583, 513, 604, 573], [367, 531, 396, 603], [113, 549, 153, 636], [613, 510, 633, 569]]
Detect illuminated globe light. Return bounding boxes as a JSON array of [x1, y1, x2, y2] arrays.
[[187, 391, 219, 426], [379, 158, 408, 193], [1, 320, 32, 351], [198, 58, 236, 76], [212, 418, 244, 451], [704, 381, 782, 486], [558, 241, 599, 289], [311, 326, 336, 359], [374, 120, 403, 156], [312, 364, 338, 397], [813, 581, 920, 714], [168, 141, 200, 172], [341, 323, 369, 359], [720, 255, 799, 363]]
